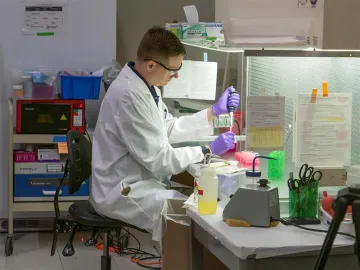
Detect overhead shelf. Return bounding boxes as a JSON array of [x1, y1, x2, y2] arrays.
[[182, 40, 360, 57], [13, 129, 94, 144], [182, 40, 245, 53], [12, 202, 72, 212], [14, 133, 66, 144], [182, 40, 311, 53], [244, 49, 360, 58]]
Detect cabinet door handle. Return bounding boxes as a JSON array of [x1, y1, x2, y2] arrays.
[[42, 190, 62, 196]]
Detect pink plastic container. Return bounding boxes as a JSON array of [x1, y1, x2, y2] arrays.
[[235, 151, 260, 170], [32, 84, 55, 99], [14, 151, 37, 163]]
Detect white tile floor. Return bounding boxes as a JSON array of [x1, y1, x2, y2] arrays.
[[0, 230, 156, 270]]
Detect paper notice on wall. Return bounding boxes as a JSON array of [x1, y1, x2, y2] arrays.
[[163, 60, 217, 100], [295, 93, 352, 167], [246, 96, 286, 149], [23, 5, 65, 35]]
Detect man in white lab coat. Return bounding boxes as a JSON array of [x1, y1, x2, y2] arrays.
[[90, 26, 240, 240]]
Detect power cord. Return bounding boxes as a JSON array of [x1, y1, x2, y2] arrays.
[[271, 218, 356, 239], [85, 129, 92, 145], [84, 117, 92, 145], [92, 227, 161, 269], [234, 119, 241, 135]]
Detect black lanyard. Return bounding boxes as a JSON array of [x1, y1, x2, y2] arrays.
[[128, 62, 159, 107]]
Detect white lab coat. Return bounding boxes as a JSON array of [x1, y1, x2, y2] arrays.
[[89, 63, 213, 240]]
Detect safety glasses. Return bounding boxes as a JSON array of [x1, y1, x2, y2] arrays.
[[144, 59, 182, 75]]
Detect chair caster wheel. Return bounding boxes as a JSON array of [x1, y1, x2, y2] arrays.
[[5, 236, 14, 256], [62, 242, 75, 257], [85, 237, 97, 246]]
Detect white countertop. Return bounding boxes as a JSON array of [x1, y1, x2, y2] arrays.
[[187, 204, 354, 260]]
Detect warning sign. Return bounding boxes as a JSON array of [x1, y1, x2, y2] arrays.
[[60, 114, 67, 121]]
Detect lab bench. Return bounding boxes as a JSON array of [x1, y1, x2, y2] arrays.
[[186, 164, 356, 269], [6, 99, 92, 256], [188, 205, 356, 270]]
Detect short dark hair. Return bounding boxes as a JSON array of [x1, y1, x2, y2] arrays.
[[137, 26, 186, 61]]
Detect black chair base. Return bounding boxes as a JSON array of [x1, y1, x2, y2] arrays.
[[62, 242, 76, 257], [101, 256, 111, 270], [51, 200, 149, 270], [85, 227, 98, 246]]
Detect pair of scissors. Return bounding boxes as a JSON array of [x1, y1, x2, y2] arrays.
[[299, 163, 323, 186], [288, 172, 301, 191]]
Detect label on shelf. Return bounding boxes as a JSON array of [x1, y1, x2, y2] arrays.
[[57, 142, 68, 154]]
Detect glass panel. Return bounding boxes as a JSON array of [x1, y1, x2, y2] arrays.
[[248, 57, 360, 197]]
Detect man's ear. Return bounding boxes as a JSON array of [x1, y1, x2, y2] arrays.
[[146, 61, 156, 72]]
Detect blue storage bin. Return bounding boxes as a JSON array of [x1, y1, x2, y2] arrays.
[[60, 74, 102, 100], [14, 173, 90, 200]]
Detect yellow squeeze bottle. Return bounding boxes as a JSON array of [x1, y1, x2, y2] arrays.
[[198, 166, 218, 215]]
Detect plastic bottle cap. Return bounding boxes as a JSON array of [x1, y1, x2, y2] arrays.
[[13, 85, 23, 90], [258, 179, 270, 187], [246, 170, 261, 177]]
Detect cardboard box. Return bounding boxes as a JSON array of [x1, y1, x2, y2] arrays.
[[315, 168, 346, 186], [161, 199, 229, 270], [162, 200, 191, 270], [171, 171, 194, 187], [203, 247, 228, 270]]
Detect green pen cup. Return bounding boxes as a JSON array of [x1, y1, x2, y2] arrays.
[[289, 181, 319, 217]]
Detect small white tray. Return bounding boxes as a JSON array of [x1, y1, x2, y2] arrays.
[[319, 206, 355, 238]]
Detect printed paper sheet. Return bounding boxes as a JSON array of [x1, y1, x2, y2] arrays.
[[295, 93, 352, 167], [246, 96, 286, 149]]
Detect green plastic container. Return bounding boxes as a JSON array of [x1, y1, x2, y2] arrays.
[[289, 181, 319, 217], [268, 151, 285, 181]]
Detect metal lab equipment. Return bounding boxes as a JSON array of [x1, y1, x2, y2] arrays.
[[223, 179, 280, 227]]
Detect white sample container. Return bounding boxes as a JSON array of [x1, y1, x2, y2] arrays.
[[217, 170, 246, 206], [22, 75, 32, 98], [319, 206, 354, 239], [198, 166, 218, 215], [13, 85, 23, 99]]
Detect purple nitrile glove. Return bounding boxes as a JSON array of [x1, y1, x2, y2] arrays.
[[209, 132, 235, 156], [212, 86, 240, 117]]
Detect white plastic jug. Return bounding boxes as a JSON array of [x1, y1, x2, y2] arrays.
[[198, 166, 218, 215]]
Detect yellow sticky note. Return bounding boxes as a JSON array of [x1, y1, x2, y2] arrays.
[[249, 127, 284, 148], [58, 142, 68, 154]]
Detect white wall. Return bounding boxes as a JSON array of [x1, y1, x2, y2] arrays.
[[0, 0, 116, 218], [215, 0, 322, 21], [117, 0, 215, 65]]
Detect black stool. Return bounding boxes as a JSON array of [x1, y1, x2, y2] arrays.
[[50, 130, 147, 270]]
